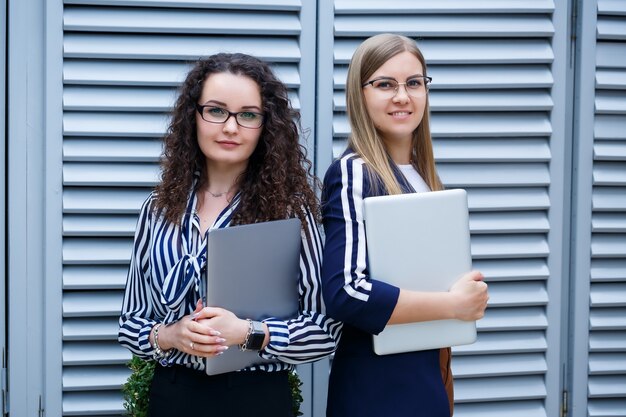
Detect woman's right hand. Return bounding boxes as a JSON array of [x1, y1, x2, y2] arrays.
[[154, 300, 229, 357], [449, 271, 489, 321]]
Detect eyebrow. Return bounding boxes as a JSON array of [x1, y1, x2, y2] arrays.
[[203, 99, 262, 111], [374, 74, 425, 80]]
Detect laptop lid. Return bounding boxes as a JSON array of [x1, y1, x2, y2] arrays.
[[363, 189, 476, 355], [203, 218, 301, 374]]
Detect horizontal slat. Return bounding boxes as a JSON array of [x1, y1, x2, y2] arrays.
[[477, 307, 548, 331], [594, 142, 626, 161], [588, 375, 626, 397], [434, 138, 551, 162], [592, 213, 626, 233], [63, 317, 120, 341], [64, 86, 176, 111], [588, 398, 626, 417], [591, 235, 626, 258], [335, 39, 554, 64], [595, 115, 626, 140], [591, 259, 626, 282], [64, 138, 162, 162], [589, 308, 626, 330], [596, 42, 626, 69], [64, 112, 167, 137], [591, 283, 626, 307], [599, 0, 626, 15], [471, 234, 549, 259], [589, 331, 626, 352], [593, 163, 626, 186], [64, 265, 129, 290], [454, 330, 547, 355], [455, 375, 546, 402], [467, 188, 550, 211], [64, 162, 160, 187], [596, 69, 626, 90], [470, 211, 549, 234], [64, 7, 300, 35], [64, 214, 137, 236], [596, 91, 626, 114], [472, 259, 549, 282], [63, 366, 129, 391], [64, 342, 131, 366], [486, 281, 548, 307], [64, 33, 301, 61], [589, 353, 626, 375], [63, 291, 123, 317], [597, 17, 626, 40], [63, 0, 301, 10], [63, 237, 132, 264], [64, 60, 300, 87], [453, 353, 547, 378], [440, 163, 550, 187], [333, 65, 554, 89], [335, 0, 554, 14], [593, 187, 626, 211], [64, 188, 150, 214], [454, 400, 547, 417], [63, 390, 123, 416], [334, 15, 553, 37]]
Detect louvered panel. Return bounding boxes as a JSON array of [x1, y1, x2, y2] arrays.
[[455, 400, 546, 417], [593, 187, 626, 211], [589, 353, 626, 375], [597, 17, 626, 40], [63, 162, 160, 187], [334, 0, 554, 14], [598, 0, 626, 15], [63, 391, 123, 417], [592, 213, 626, 232], [470, 211, 549, 234], [596, 69, 626, 90], [590, 283, 626, 307], [63, 237, 132, 264], [64, 33, 301, 61], [477, 307, 548, 331], [594, 141, 626, 160], [454, 375, 546, 402], [486, 282, 548, 307], [64, 112, 167, 137], [596, 42, 626, 68], [593, 162, 626, 185], [454, 331, 547, 355], [63, 214, 137, 236], [63, 265, 128, 290], [471, 234, 549, 259], [63, 60, 300, 87], [589, 308, 626, 330], [591, 235, 626, 257], [596, 91, 626, 114], [334, 15, 553, 37], [64, 138, 162, 162], [588, 399, 626, 417], [64, 342, 130, 366], [63, 291, 122, 317], [64, 366, 129, 391], [63, 188, 150, 214], [591, 259, 626, 282], [435, 138, 551, 162], [439, 163, 550, 187], [590, 331, 626, 351], [588, 375, 626, 397], [472, 259, 550, 282], [64, 6, 301, 34], [453, 353, 547, 378], [595, 115, 626, 140], [64, 0, 301, 9], [467, 188, 550, 211], [63, 317, 119, 341]]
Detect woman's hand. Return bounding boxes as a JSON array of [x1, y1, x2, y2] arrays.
[[155, 300, 229, 357], [193, 305, 250, 348], [449, 270, 489, 321]]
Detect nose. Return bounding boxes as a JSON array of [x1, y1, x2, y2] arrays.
[[222, 114, 239, 133], [392, 83, 410, 103]]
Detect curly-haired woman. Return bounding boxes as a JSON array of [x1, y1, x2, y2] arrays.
[[119, 53, 340, 417]]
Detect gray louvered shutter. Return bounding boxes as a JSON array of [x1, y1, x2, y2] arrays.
[[572, 1, 626, 415], [317, 1, 569, 415], [61, 1, 316, 415]]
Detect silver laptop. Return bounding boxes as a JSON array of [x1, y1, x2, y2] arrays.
[[203, 218, 301, 375], [363, 189, 477, 355]]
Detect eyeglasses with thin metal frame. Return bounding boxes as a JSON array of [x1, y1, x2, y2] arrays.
[[362, 76, 432, 98], [195, 104, 265, 129]]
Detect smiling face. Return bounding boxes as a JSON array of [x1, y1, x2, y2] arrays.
[[196, 71, 263, 172], [362, 51, 427, 154]]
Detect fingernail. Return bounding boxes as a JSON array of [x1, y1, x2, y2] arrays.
[[190, 313, 199, 321], [210, 330, 221, 336], [216, 338, 226, 343], [219, 346, 229, 351]]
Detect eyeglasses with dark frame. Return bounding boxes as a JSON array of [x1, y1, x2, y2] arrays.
[[195, 104, 265, 129], [362, 76, 432, 98]]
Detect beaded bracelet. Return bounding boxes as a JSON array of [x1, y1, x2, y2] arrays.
[[152, 323, 172, 366]]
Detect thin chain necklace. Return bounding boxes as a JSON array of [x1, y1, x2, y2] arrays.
[[206, 183, 235, 198]]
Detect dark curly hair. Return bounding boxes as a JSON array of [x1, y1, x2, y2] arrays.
[[154, 53, 319, 229]]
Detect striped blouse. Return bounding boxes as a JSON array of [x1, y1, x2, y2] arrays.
[[118, 188, 341, 372]]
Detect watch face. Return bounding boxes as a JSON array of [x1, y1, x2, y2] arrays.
[[247, 321, 265, 351]]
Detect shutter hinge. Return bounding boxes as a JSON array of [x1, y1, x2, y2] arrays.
[[561, 389, 569, 417], [38, 395, 44, 417], [2, 348, 8, 416]]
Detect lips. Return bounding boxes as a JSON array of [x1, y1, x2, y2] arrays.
[[216, 140, 240, 147], [389, 111, 412, 116]]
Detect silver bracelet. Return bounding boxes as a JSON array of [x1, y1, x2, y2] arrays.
[[152, 323, 172, 366], [239, 319, 253, 351]]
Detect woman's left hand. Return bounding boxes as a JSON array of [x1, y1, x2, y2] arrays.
[[193, 304, 249, 348]]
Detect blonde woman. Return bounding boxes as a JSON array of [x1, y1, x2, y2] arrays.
[[321, 34, 489, 417]]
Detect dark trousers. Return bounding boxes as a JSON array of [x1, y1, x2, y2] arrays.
[[148, 365, 294, 417]]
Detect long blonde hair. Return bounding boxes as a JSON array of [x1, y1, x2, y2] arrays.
[[346, 33, 443, 194]]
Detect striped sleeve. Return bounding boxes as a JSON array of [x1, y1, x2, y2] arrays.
[[260, 207, 342, 364], [320, 155, 400, 335], [118, 195, 157, 359]]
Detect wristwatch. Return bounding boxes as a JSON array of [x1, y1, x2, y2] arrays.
[[240, 319, 265, 351]]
